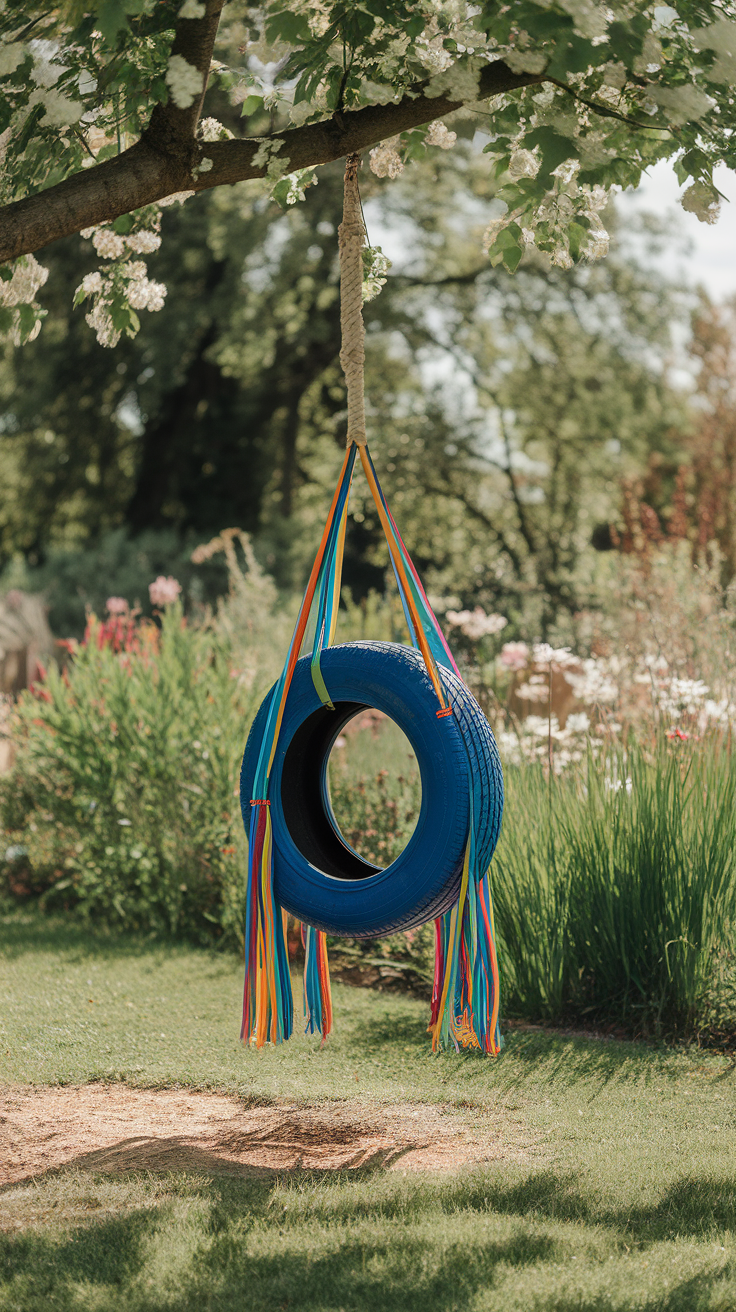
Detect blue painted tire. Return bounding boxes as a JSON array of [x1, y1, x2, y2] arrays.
[[240, 641, 503, 939]]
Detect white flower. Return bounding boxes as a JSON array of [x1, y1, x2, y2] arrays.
[[85, 302, 121, 348], [145, 281, 166, 312], [198, 117, 231, 142], [165, 54, 203, 110], [482, 219, 505, 253], [446, 608, 508, 639], [178, 0, 205, 15], [566, 658, 618, 704], [127, 277, 166, 311], [125, 230, 161, 254], [508, 148, 540, 180], [552, 246, 574, 270], [120, 260, 146, 281], [584, 222, 609, 260], [552, 158, 580, 186], [92, 229, 125, 259], [425, 120, 457, 150], [80, 271, 103, 296], [369, 141, 404, 178], [0, 254, 49, 307], [415, 35, 453, 74], [565, 712, 590, 734]]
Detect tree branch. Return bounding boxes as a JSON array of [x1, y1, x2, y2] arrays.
[[0, 60, 541, 263]]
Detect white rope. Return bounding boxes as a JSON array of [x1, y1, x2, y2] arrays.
[[338, 153, 367, 447]]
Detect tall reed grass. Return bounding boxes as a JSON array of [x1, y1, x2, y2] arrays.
[[492, 738, 736, 1037]]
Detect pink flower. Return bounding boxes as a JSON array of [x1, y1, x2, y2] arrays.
[[149, 575, 182, 607], [500, 641, 529, 670], [106, 596, 128, 614]]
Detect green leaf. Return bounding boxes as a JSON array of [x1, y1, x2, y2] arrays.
[[525, 127, 577, 184], [567, 222, 587, 260], [502, 246, 523, 273], [240, 94, 263, 118]]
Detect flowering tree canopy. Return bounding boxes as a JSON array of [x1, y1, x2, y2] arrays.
[[0, 0, 734, 345]]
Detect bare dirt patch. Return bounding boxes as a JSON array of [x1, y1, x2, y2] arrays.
[[0, 1085, 527, 1191]]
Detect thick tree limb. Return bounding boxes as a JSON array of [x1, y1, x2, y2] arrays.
[[0, 60, 541, 263]]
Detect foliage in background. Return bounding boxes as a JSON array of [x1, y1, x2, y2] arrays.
[[0, 601, 255, 945], [0, 151, 693, 643]]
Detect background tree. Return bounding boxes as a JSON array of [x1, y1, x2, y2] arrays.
[[0, 147, 691, 638]]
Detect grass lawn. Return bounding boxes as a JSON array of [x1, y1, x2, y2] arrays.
[[2, 909, 736, 1310]]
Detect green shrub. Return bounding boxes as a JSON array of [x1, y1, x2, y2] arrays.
[[492, 739, 736, 1037], [0, 603, 256, 945]]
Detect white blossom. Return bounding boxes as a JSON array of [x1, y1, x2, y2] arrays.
[[446, 607, 508, 639], [0, 254, 49, 307], [125, 230, 161, 254], [92, 229, 125, 259], [80, 270, 103, 296], [425, 120, 457, 149], [178, 0, 205, 15], [552, 246, 574, 270], [85, 302, 121, 348], [415, 35, 453, 74], [566, 657, 618, 704], [165, 54, 203, 110], [508, 148, 540, 181], [369, 141, 404, 178], [198, 116, 232, 141], [127, 277, 166, 311], [552, 158, 580, 186]]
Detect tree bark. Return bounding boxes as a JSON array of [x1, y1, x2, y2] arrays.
[[0, 60, 540, 263]]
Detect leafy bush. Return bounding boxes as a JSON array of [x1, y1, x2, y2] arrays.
[[492, 739, 736, 1038], [0, 603, 256, 945]]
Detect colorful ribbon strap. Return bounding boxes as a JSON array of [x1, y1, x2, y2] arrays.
[[241, 441, 502, 1056]]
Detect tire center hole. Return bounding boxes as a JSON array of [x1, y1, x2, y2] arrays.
[[325, 709, 421, 870]]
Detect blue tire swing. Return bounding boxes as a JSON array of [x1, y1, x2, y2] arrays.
[[240, 156, 504, 1054]]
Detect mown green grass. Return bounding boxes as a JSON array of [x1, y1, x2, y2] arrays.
[[3, 909, 736, 1310]]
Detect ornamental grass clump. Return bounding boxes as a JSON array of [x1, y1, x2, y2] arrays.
[[0, 599, 256, 945], [492, 738, 736, 1039]]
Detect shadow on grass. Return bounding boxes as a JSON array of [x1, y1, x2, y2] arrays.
[[529, 1276, 725, 1312], [3, 1170, 735, 1312], [0, 1206, 155, 1286], [349, 1008, 688, 1094]]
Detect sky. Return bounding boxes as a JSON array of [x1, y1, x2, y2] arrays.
[[616, 160, 736, 301]]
